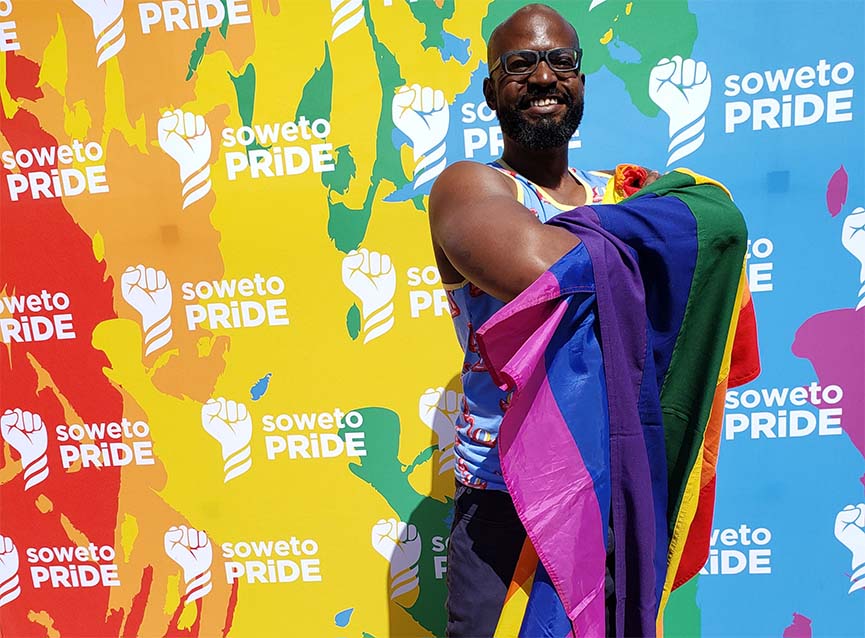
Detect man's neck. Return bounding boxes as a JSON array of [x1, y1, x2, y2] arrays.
[[501, 142, 585, 206], [501, 143, 571, 189]]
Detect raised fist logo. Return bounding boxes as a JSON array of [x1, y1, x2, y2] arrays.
[[0, 536, 21, 608], [372, 519, 421, 603], [157, 109, 212, 209], [201, 398, 253, 483], [330, 0, 365, 40], [342, 248, 396, 344], [392, 84, 449, 191], [418, 387, 461, 474], [164, 526, 213, 603], [841, 207, 865, 309], [649, 56, 712, 166], [121, 264, 173, 357], [834, 503, 865, 594], [0, 409, 49, 490], [73, 0, 126, 66]]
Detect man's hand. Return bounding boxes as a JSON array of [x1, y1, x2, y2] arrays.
[[599, 165, 662, 198], [644, 169, 662, 187]]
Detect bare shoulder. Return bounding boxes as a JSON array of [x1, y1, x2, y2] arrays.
[[425, 161, 579, 301], [429, 161, 516, 217]]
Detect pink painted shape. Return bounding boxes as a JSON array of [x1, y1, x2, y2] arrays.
[[827, 165, 848, 217], [792, 308, 865, 487], [782, 612, 812, 638]]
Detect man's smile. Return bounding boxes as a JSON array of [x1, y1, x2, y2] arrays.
[[521, 94, 569, 116], [526, 101, 565, 115]]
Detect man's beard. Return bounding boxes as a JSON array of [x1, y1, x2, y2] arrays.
[[497, 95, 584, 150]]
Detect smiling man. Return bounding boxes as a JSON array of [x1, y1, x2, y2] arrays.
[[428, 4, 637, 637]]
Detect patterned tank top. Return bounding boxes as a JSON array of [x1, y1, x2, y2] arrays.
[[445, 160, 610, 490]]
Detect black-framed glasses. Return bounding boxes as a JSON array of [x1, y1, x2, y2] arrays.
[[489, 47, 583, 76]]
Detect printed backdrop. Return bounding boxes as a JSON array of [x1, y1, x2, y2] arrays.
[[0, 1, 863, 637]]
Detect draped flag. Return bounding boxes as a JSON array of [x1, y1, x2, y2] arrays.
[[476, 168, 760, 638]]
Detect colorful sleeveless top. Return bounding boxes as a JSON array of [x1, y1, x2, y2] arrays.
[[445, 160, 610, 490]]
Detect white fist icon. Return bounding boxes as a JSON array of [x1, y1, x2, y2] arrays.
[[0, 536, 21, 609], [392, 84, 449, 190], [418, 387, 461, 474], [372, 519, 422, 602], [1, 409, 49, 491], [202, 398, 253, 483], [72, 0, 126, 66], [121, 264, 174, 357], [835, 503, 865, 594], [157, 109, 213, 209], [164, 526, 213, 603], [331, 0, 365, 40], [841, 207, 865, 309], [649, 56, 712, 166], [342, 248, 397, 344]]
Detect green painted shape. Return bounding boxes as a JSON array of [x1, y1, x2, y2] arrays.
[[185, 28, 211, 81], [346, 304, 361, 340], [343, 407, 451, 637], [403, 0, 455, 50], [481, 0, 697, 116], [295, 42, 333, 123], [185, 0, 233, 79], [298, 1, 411, 253], [664, 576, 702, 637], [219, 0, 230, 38], [327, 189, 376, 254], [295, 43, 370, 252], [229, 63, 256, 124], [405, 445, 436, 475], [322, 145, 357, 195], [362, 1, 407, 190], [228, 63, 268, 152]]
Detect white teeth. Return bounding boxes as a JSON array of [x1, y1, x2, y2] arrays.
[[530, 97, 558, 107]]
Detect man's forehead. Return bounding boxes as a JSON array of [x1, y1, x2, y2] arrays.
[[489, 8, 578, 57]]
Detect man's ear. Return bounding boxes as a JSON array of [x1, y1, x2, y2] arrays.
[[483, 77, 497, 112]]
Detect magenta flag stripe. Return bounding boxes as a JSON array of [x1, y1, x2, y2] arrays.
[[486, 287, 606, 638], [501, 373, 606, 637]]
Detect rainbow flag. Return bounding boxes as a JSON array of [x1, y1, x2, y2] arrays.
[[475, 168, 760, 638]]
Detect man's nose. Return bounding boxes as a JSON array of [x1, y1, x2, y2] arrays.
[[527, 59, 557, 88]]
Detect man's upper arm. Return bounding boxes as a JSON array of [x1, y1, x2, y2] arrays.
[[428, 162, 580, 302]]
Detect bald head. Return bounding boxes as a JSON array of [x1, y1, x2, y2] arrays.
[[487, 4, 579, 67]]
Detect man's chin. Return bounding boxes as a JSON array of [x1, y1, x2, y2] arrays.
[[499, 108, 582, 150]]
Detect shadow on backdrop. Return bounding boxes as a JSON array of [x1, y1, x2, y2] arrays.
[[340, 374, 461, 637]]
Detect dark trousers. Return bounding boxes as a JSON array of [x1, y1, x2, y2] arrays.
[[446, 483, 615, 638]]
